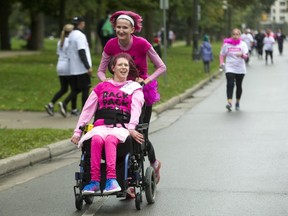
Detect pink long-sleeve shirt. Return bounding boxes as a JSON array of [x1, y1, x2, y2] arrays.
[[97, 35, 166, 81], [73, 80, 144, 138]]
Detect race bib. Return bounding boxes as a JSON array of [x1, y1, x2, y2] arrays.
[[120, 82, 142, 95]]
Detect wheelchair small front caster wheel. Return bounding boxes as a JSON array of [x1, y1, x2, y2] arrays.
[[75, 194, 83, 210], [84, 195, 94, 205], [135, 192, 142, 210]]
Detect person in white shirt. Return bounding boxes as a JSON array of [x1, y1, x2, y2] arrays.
[[220, 28, 249, 111], [58, 16, 93, 117], [263, 29, 275, 65], [44, 24, 76, 116], [241, 28, 254, 64]]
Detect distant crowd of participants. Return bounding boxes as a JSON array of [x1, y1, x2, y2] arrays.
[[198, 27, 286, 74]]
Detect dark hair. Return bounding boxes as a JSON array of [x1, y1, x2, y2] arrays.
[[108, 53, 139, 80]]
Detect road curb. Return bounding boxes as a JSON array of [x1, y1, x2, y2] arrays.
[[0, 139, 77, 176], [0, 71, 221, 177]]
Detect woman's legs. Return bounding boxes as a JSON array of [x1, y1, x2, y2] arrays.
[[143, 105, 161, 184], [265, 50, 269, 64], [51, 76, 69, 104], [143, 106, 156, 163], [226, 72, 235, 102], [90, 135, 105, 182], [103, 135, 121, 194], [225, 73, 245, 110], [45, 76, 69, 116], [265, 50, 273, 64], [235, 74, 245, 109], [82, 135, 104, 194], [68, 75, 77, 111], [225, 72, 235, 111], [59, 76, 80, 117], [270, 51, 273, 64], [235, 74, 245, 101], [104, 135, 120, 180]]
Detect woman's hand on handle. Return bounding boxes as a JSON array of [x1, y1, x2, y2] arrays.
[[129, 129, 144, 144]]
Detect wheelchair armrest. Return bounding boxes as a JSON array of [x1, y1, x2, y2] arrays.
[[135, 123, 149, 131]]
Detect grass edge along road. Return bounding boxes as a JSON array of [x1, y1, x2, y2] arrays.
[[0, 39, 222, 159]]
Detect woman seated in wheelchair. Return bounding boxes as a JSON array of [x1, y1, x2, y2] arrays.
[[71, 52, 145, 195]]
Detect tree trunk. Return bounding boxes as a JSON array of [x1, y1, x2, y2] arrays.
[[186, 16, 192, 46], [27, 11, 44, 50], [85, 13, 94, 49], [0, 0, 11, 50], [58, 0, 66, 36], [143, 13, 154, 44]]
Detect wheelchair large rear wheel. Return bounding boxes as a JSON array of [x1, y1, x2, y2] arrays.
[[145, 166, 156, 204]]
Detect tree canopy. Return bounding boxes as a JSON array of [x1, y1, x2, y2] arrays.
[[0, 0, 278, 50]]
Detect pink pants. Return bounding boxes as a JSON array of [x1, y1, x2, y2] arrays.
[[90, 134, 120, 182]]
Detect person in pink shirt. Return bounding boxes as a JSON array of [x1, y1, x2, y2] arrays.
[[71, 53, 145, 195], [97, 11, 166, 187]]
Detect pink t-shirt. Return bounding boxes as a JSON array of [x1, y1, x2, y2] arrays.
[[104, 35, 150, 78], [73, 80, 144, 137], [97, 35, 166, 81]]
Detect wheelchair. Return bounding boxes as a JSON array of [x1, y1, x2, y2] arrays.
[[73, 109, 157, 211]]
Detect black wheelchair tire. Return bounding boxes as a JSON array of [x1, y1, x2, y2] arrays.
[[75, 194, 83, 210], [145, 166, 156, 204], [84, 195, 94, 205], [135, 192, 142, 210]]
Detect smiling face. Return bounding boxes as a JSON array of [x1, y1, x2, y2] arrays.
[[115, 18, 134, 44], [111, 57, 130, 82]]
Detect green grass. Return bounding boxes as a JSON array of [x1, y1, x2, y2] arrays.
[[0, 38, 221, 159], [0, 128, 73, 159]]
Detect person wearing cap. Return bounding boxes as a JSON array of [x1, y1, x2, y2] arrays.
[[97, 11, 166, 189], [44, 24, 76, 116], [58, 16, 92, 117]]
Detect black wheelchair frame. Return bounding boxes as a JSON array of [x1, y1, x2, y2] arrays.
[[73, 109, 157, 211]]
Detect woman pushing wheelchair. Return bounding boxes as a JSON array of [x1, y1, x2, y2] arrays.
[[71, 53, 145, 195]]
